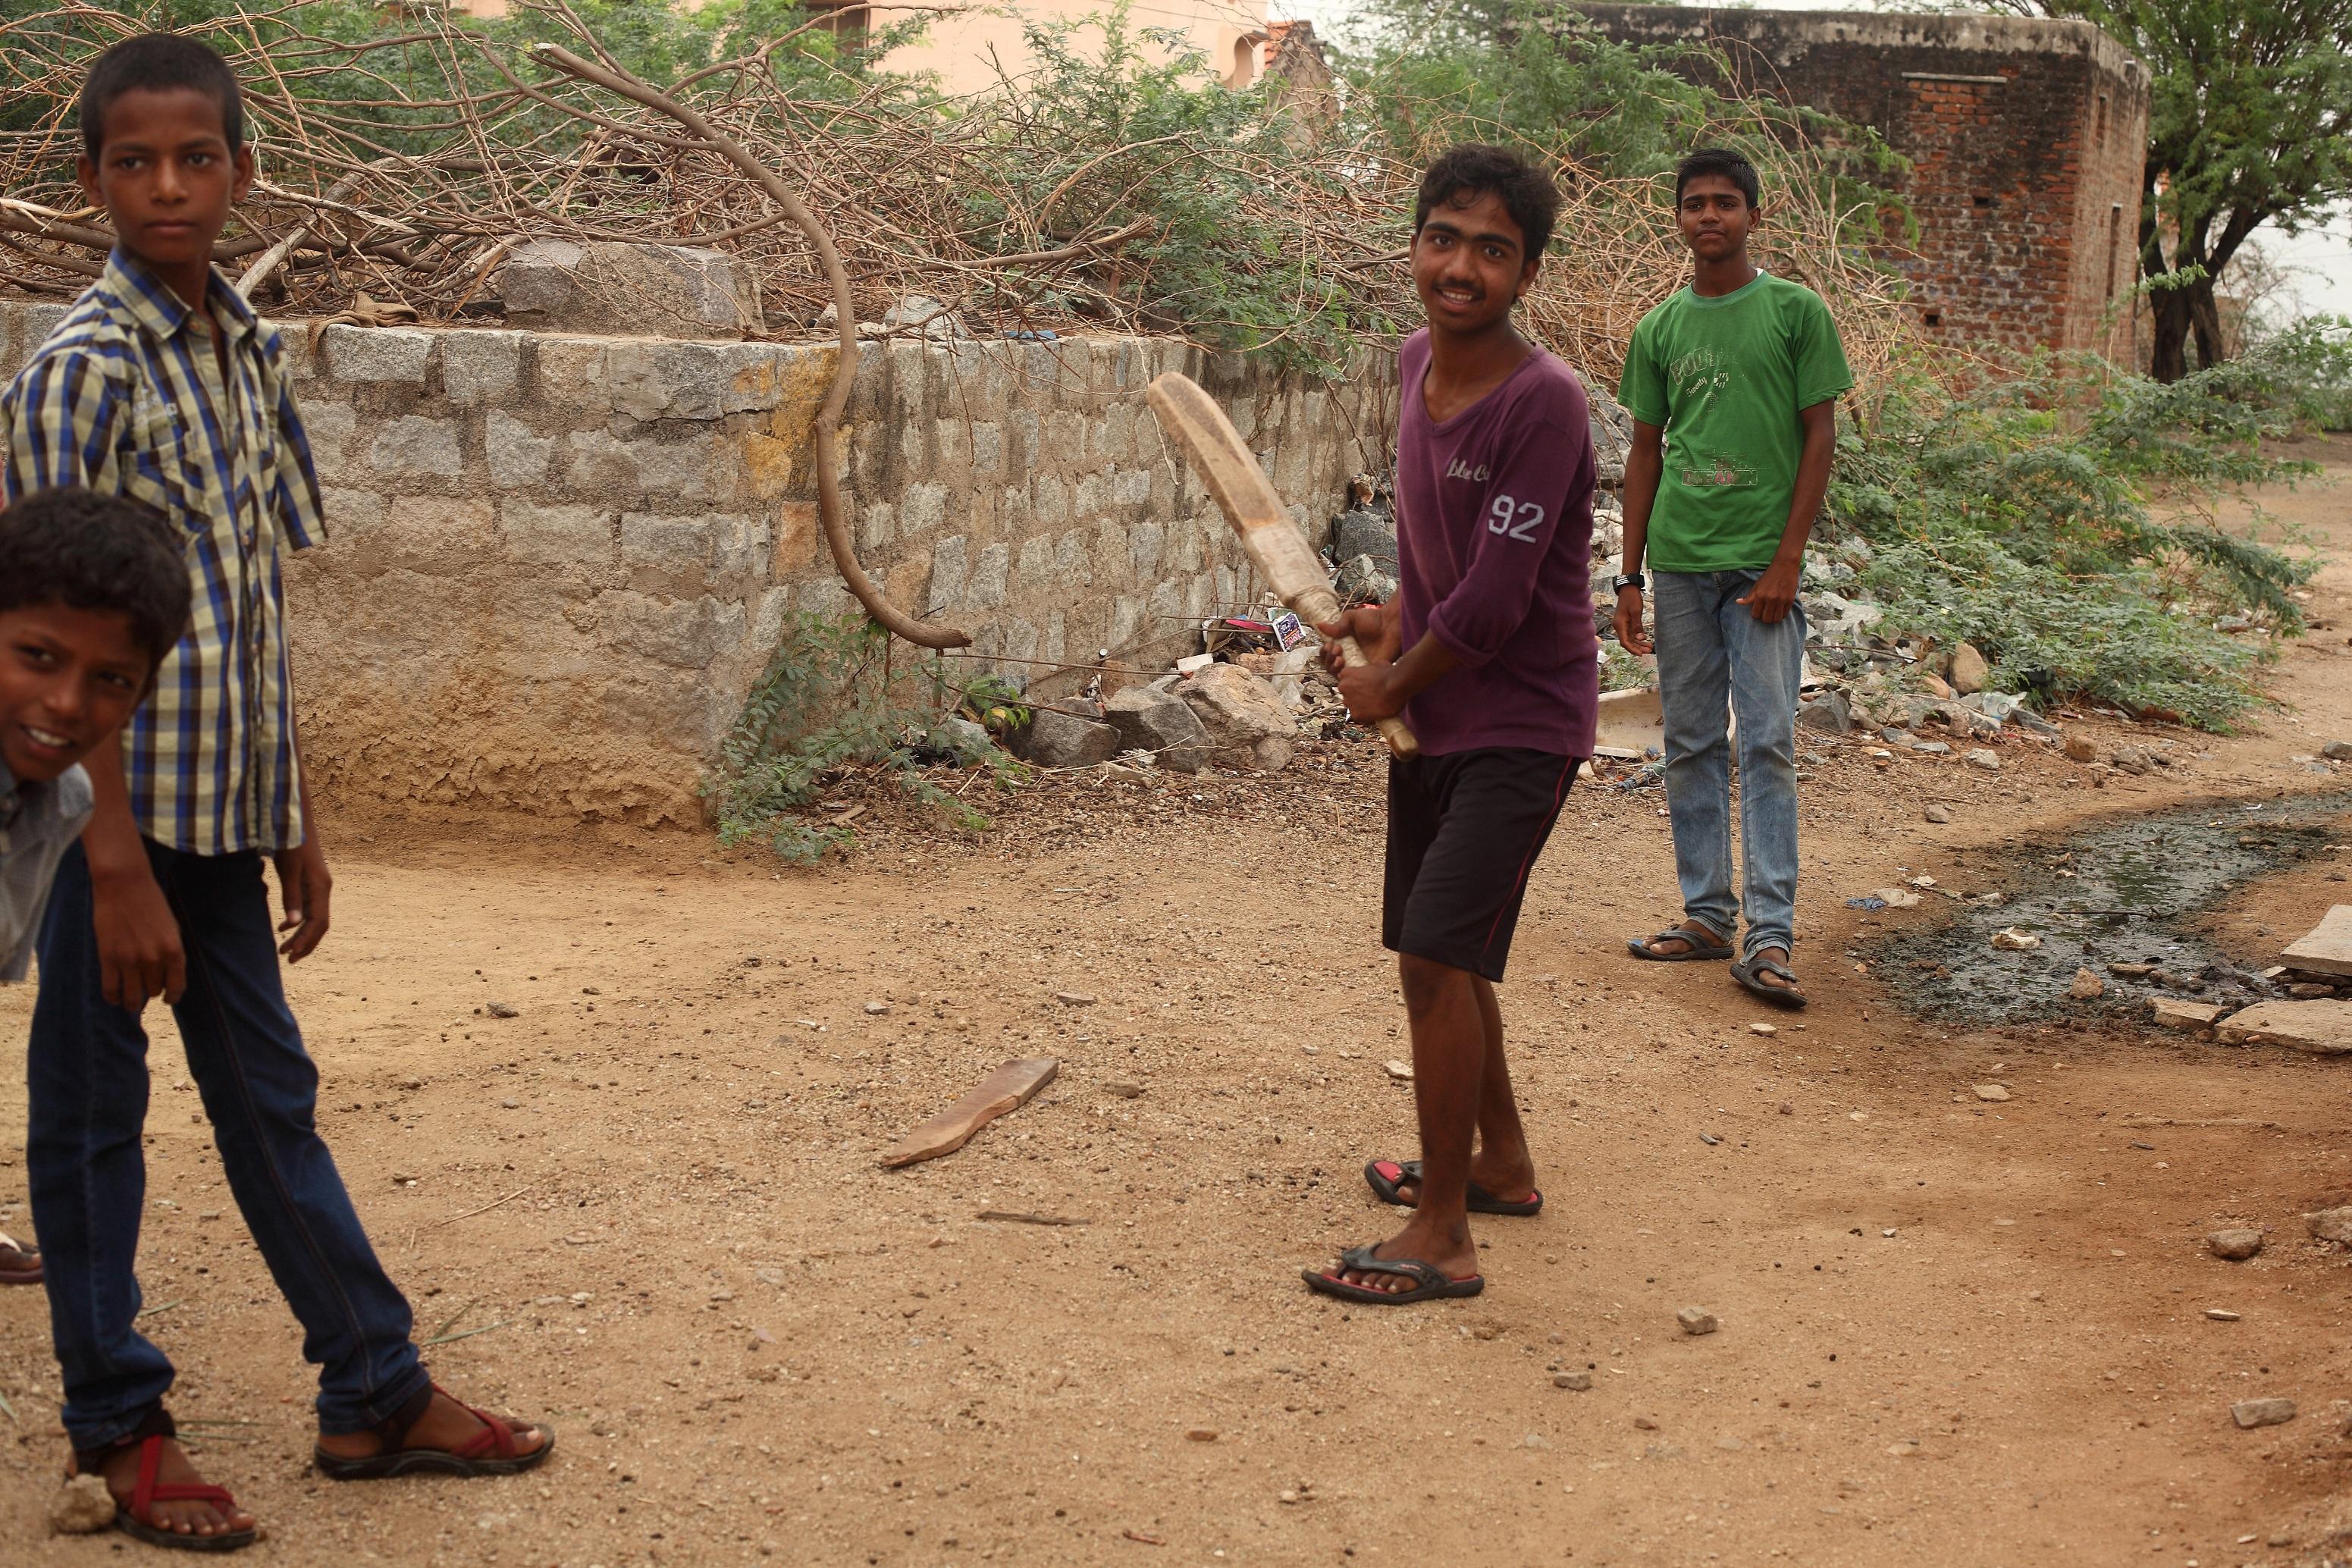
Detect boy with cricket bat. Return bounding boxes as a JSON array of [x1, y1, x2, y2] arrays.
[[1307, 145, 1598, 1304]]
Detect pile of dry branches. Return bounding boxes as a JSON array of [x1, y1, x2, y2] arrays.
[[0, 0, 1911, 388]]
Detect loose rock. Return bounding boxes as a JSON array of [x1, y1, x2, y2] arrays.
[[1964, 748, 2000, 772], [2207, 1228, 2263, 1261], [1102, 686, 1212, 773], [48, 1473, 114, 1534], [1178, 663, 1299, 771], [2064, 733, 2098, 764], [2231, 1397, 2297, 1429], [486, 1001, 519, 1018], [1949, 642, 1991, 695], [1974, 1083, 2012, 1102], [1055, 990, 1097, 1006], [1990, 927, 2041, 952], [1553, 1371, 1592, 1391], [1014, 707, 1122, 770], [2150, 997, 2226, 1031], [1676, 1306, 1718, 1336], [2325, 740, 2352, 762], [1924, 804, 1952, 823], [2305, 1206, 2352, 1243], [1385, 1059, 1414, 1083], [2068, 967, 2106, 1000]]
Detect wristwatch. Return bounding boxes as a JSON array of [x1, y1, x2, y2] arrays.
[[1610, 572, 1646, 594]]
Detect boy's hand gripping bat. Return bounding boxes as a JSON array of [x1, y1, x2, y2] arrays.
[[1144, 373, 1419, 758]]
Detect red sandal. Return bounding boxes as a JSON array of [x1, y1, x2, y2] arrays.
[[74, 1409, 257, 1553], [312, 1382, 554, 1481]]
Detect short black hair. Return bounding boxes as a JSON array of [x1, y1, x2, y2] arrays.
[[1415, 143, 1560, 262], [0, 488, 191, 671], [1675, 148, 1761, 210], [80, 32, 244, 162]]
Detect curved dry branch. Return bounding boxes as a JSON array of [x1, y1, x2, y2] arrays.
[[528, 42, 971, 652]]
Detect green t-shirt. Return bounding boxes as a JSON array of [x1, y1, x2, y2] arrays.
[[1617, 271, 1853, 573]]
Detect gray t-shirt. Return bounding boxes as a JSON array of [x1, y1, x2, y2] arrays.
[[2, 761, 93, 982]]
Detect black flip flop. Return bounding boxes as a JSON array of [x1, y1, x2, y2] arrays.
[[1303, 1244, 1484, 1306], [1732, 955, 1808, 1010], [1627, 926, 1733, 962], [1364, 1159, 1543, 1218]]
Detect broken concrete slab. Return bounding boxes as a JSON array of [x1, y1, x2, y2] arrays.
[[2215, 1000, 2352, 1054], [2150, 998, 2227, 1032], [880, 1057, 1058, 1168], [2279, 905, 2352, 977]]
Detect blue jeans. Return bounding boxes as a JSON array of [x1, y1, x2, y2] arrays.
[[1651, 569, 1806, 963], [28, 840, 426, 1448]]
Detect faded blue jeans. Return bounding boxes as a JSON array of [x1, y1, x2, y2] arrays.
[[1651, 569, 1806, 964]]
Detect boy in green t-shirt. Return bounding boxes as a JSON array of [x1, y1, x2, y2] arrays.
[[1612, 148, 1852, 1008]]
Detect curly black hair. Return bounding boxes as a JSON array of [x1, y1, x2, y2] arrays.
[[0, 488, 191, 670], [80, 32, 244, 162], [1414, 143, 1560, 261], [1674, 148, 1761, 210]]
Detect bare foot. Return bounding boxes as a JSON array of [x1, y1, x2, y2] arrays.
[[86, 1435, 256, 1539], [1632, 918, 1729, 958], [1327, 1215, 1479, 1295], [315, 1388, 547, 1463]]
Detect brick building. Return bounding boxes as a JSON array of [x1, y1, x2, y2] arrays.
[[1575, 6, 2149, 362]]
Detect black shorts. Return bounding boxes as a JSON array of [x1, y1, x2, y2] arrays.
[[1383, 747, 1578, 983]]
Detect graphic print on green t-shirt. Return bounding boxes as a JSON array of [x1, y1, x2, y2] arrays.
[[1617, 271, 1852, 573]]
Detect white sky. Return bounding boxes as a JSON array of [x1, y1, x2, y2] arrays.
[[1278, 0, 2352, 322]]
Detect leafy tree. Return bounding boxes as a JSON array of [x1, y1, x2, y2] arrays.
[[2019, 0, 2352, 381]]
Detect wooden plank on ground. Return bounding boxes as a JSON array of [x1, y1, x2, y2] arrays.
[[880, 1058, 1060, 1168], [2281, 905, 2352, 976]]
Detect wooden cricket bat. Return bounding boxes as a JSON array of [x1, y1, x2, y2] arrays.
[[1144, 373, 1419, 758]]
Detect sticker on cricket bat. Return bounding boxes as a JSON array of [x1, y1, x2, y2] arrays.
[[1144, 373, 1419, 758]]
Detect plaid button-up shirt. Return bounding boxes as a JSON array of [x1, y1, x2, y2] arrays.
[[1, 249, 325, 855]]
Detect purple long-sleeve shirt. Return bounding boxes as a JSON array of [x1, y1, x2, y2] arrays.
[[1394, 329, 1599, 757]]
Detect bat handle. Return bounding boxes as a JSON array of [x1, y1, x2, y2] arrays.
[[1335, 634, 1421, 758]]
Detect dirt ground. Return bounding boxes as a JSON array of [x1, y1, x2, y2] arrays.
[[5, 437, 2351, 1568]]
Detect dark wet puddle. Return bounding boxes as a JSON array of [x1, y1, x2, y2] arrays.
[[1867, 792, 2352, 1024]]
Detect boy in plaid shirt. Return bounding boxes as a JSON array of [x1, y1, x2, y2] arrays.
[[3, 33, 547, 1550]]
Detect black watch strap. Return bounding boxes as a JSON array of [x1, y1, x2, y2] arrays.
[[1611, 572, 1646, 594]]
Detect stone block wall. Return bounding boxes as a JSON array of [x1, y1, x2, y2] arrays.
[[1576, 5, 2150, 363], [0, 303, 1391, 824]]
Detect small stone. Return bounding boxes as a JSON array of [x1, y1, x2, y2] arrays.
[[2325, 740, 2352, 761], [1676, 1306, 1718, 1336], [2108, 962, 2159, 977], [397, 1075, 424, 1091], [1910, 741, 1952, 756], [1102, 1080, 1145, 1099], [1632, 1416, 1660, 1431], [2230, 1397, 2296, 1429], [1055, 991, 1097, 1006], [49, 1472, 114, 1534], [486, 1001, 519, 1018], [1964, 748, 2000, 772], [864, 1001, 891, 1015], [1385, 1059, 1415, 1083], [1749, 1022, 1777, 1036], [2207, 1228, 2263, 1261], [2150, 996, 2227, 1031], [1554, 1371, 1592, 1391], [391, 1171, 418, 1184], [2064, 733, 2098, 764], [1777, 1101, 1793, 1115], [2068, 967, 2106, 1001], [1974, 1083, 2011, 1102], [1924, 804, 1952, 823], [1949, 641, 1990, 695], [2305, 1206, 2352, 1243], [500, 1098, 519, 1110], [2205, 1309, 2241, 1321], [1185, 1428, 1218, 1442], [2288, 981, 2338, 999], [1990, 927, 2042, 951]]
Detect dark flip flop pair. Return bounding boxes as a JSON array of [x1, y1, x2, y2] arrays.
[[1301, 1159, 1544, 1306], [1629, 925, 1808, 1009]]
